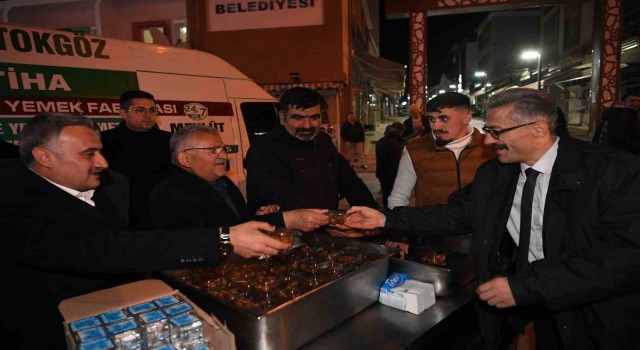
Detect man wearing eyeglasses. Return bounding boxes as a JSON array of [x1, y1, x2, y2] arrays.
[[340, 88, 640, 349], [245, 87, 378, 212], [149, 125, 329, 233], [101, 90, 172, 229], [388, 92, 494, 209], [0, 113, 290, 349]]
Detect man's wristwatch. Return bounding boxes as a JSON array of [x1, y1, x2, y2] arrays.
[[219, 226, 233, 260]]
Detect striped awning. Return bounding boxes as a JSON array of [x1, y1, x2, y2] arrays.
[[259, 81, 346, 93]]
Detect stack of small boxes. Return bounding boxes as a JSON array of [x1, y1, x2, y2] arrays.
[[67, 295, 213, 350]]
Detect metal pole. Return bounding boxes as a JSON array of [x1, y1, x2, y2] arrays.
[[537, 54, 542, 90], [537, 5, 544, 90]]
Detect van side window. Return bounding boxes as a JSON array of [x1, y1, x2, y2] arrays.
[[241, 102, 279, 142]]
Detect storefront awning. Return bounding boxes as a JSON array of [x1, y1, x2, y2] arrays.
[[259, 81, 346, 94], [352, 53, 405, 98]]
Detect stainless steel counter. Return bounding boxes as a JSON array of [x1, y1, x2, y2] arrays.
[[300, 281, 477, 349]]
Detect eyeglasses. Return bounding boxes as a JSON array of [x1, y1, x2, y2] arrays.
[[182, 145, 233, 154], [482, 121, 536, 139], [128, 106, 160, 116], [287, 113, 322, 122]]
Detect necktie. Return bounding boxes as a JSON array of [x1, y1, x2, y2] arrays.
[[516, 168, 540, 273]]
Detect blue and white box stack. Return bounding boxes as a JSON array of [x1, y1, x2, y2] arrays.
[[60, 280, 234, 350], [378, 272, 436, 315]]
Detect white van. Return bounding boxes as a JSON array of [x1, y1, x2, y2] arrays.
[[0, 23, 279, 194]]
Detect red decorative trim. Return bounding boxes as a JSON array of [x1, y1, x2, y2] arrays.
[[410, 12, 427, 111], [597, 0, 622, 116]]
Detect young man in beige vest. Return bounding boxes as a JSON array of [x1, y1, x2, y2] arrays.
[[387, 92, 494, 208]]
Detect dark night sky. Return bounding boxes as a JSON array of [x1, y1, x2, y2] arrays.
[[379, 1, 487, 87]]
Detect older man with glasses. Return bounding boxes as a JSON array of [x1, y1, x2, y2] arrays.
[[149, 125, 329, 238], [340, 88, 640, 350], [101, 90, 172, 229]]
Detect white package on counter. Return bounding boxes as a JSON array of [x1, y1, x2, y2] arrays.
[[378, 272, 436, 314]]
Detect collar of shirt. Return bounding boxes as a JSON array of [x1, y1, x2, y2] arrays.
[[443, 125, 474, 152], [30, 168, 96, 206], [520, 136, 560, 175]]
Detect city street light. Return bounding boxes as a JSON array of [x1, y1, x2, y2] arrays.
[[474, 71, 488, 90], [521, 50, 541, 90]]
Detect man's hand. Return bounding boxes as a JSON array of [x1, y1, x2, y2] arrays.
[[228, 221, 291, 258], [255, 204, 280, 216], [341, 206, 386, 229], [476, 276, 516, 309], [283, 209, 329, 232]]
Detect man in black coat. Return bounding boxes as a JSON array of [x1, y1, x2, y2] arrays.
[[101, 90, 171, 229], [245, 87, 378, 211], [375, 122, 405, 207], [0, 113, 291, 349], [593, 91, 640, 155], [342, 89, 640, 349], [340, 112, 367, 169], [149, 125, 329, 232], [0, 139, 19, 158]]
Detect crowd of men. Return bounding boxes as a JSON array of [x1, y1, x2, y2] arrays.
[[1, 86, 639, 350]]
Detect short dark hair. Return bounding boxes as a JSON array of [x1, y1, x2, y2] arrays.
[[119, 90, 155, 110], [19, 113, 100, 166], [279, 87, 324, 113], [622, 90, 640, 101], [486, 88, 558, 133], [169, 125, 219, 165], [426, 92, 470, 113]]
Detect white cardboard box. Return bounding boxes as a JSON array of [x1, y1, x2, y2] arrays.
[[379, 279, 436, 315], [58, 279, 235, 350]]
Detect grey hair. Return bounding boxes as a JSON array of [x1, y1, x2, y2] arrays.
[[170, 125, 220, 165], [19, 113, 100, 166], [486, 88, 558, 133]]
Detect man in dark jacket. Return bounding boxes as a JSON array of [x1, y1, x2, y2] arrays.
[[0, 139, 19, 158], [375, 122, 405, 207], [342, 88, 640, 349], [593, 91, 640, 155], [0, 113, 291, 349], [245, 87, 378, 211], [101, 90, 171, 229], [150, 125, 329, 232], [340, 112, 367, 169]]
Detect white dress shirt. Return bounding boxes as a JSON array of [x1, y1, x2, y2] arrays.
[[31, 169, 96, 207], [506, 137, 559, 262]]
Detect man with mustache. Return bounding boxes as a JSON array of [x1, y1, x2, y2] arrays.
[[388, 92, 494, 209], [0, 113, 290, 349], [149, 125, 329, 232], [101, 90, 171, 229], [341, 88, 640, 349], [245, 87, 378, 211]]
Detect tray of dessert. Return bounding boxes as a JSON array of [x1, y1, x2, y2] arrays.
[[162, 232, 393, 350]]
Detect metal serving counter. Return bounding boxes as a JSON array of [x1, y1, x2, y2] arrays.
[[301, 281, 477, 349]]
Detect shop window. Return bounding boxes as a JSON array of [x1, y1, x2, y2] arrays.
[[172, 20, 188, 47], [132, 20, 171, 44]]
